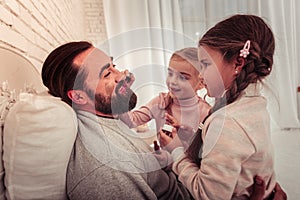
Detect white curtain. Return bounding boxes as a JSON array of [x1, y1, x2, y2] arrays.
[[266, 0, 300, 129], [180, 0, 300, 130], [102, 0, 300, 130], [101, 0, 196, 111]]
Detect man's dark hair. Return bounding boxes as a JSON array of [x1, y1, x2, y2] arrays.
[[42, 41, 92, 105]]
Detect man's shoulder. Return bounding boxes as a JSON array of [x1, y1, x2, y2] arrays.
[[67, 137, 103, 179]]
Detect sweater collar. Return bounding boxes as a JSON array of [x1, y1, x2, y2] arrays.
[[173, 94, 199, 107], [242, 83, 262, 97]]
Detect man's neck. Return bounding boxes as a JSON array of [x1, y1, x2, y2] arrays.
[[95, 113, 115, 119], [78, 107, 116, 119]]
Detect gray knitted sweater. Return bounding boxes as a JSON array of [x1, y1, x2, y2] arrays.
[[67, 111, 191, 200]]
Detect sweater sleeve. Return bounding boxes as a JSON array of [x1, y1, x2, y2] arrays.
[[147, 168, 192, 200], [172, 115, 255, 199], [118, 106, 153, 128], [119, 94, 165, 128]]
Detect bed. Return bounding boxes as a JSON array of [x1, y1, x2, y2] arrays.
[[0, 47, 46, 94]]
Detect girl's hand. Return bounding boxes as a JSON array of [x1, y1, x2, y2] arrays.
[[153, 149, 173, 168], [159, 128, 183, 152], [164, 113, 196, 146], [165, 113, 180, 128], [177, 125, 196, 149], [124, 70, 135, 87]]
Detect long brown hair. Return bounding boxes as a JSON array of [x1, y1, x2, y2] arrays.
[[186, 14, 275, 164], [42, 41, 92, 106]]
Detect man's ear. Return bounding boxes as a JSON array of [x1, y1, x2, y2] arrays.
[[67, 90, 88, 105], [234, 57, 246, 74]]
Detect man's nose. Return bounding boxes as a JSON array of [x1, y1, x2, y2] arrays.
[[114, 69, 127, 83]]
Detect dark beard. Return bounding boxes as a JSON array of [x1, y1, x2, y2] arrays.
[[85, 83, 137, 115], [94, 90, 137, 114]]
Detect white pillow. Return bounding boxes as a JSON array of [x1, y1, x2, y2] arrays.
[[0, 94, 15, 200], [3, 92, 77, 200]]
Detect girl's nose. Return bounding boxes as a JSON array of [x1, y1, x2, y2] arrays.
[[169, 75, 178, 85]]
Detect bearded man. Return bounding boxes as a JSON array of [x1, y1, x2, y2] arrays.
[[41, 41, 191, 200]]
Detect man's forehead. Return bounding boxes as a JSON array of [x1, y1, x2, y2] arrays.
[[74, 47, 110, 66]]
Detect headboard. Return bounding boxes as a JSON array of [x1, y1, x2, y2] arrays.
[[0, 47, 46, 93]]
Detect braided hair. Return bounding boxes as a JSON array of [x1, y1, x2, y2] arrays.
[[186, 14, 275, 165]]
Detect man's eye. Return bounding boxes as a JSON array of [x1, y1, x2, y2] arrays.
[[104, 72, 111, 78]]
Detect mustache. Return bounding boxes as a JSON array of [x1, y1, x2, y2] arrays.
[[115, 79, 125, 93], [115, 74, 133, 94]]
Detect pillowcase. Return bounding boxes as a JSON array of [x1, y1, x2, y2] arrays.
[[3, 92, 77, 200], [0, 87, 16, 200]]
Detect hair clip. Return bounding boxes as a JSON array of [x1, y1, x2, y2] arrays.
[[239, 40, 251, 58]]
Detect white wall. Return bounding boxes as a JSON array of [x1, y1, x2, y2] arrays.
[[0, 0, 107, 72], [83, 0, 107, 46]]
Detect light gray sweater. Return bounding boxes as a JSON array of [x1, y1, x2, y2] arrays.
[[67, 111, 191, 200], [173, 84, 276, 199]]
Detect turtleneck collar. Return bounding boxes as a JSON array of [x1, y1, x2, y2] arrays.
[[172, 94, 199, 107]]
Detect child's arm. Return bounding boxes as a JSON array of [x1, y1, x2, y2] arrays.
[[119, 94, 165, 128], [118, 106, 153, 128]]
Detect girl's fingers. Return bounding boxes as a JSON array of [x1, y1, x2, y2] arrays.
[[158, 129, 172, 147], [171, 127, 177, 138], [165, 113, 180, 128]]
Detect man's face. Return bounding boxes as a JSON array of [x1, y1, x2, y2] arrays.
[[75, 47, 137, 115]]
